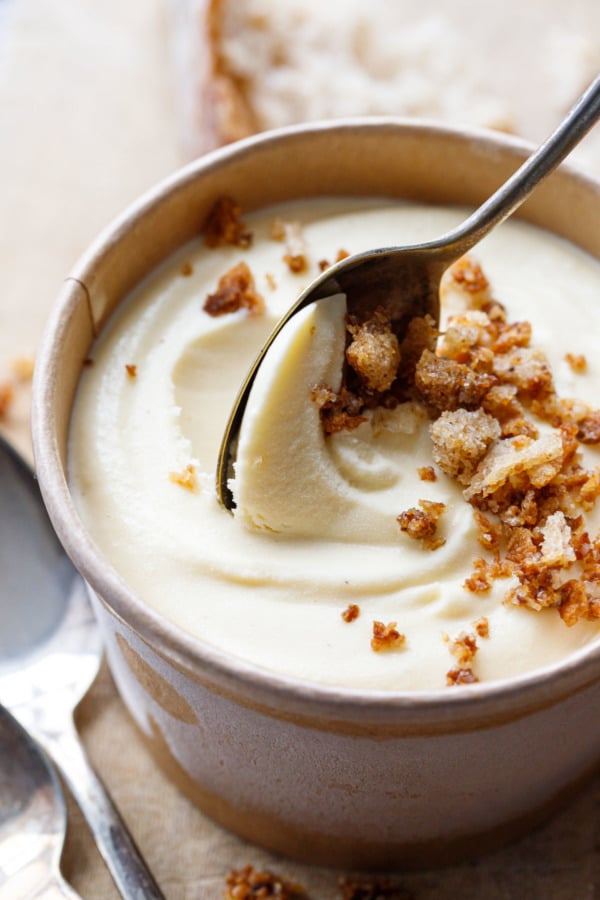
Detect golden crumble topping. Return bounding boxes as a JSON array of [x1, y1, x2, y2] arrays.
[[346, 308, 401, 393], [318, 248, 350, 272], [341, 603, 360, 623], [204, 262, 265, 317], [169, 464, 198, 493], [317, 254, 600, 650], [445, 630, 480, 686], [11, 355, 35, 381], [371, 621, 406, 652], [283, 253, 308, 274], [204, 196, 253, 249], [565, 352, 587, 374], [397, 499, 446, 551], [0, 383, 14, 419]]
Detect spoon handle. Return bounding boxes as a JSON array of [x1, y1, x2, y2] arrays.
[[439, 72, 600, 257], [42, 718, 165, 900]]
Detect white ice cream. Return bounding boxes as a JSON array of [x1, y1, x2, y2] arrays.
[[68, 198, 600, 691]]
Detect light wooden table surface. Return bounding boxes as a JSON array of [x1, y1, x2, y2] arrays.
[[1, 1, 598, 897]]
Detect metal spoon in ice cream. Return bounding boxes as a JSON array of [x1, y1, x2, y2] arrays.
[[217, 73, 600, 510]]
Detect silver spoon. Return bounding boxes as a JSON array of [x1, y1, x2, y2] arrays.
[[0, 702, 80, 899], [217, 73, 600, 510], [0, 435, 165, 899]]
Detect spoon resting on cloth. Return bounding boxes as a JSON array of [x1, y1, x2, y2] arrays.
[[0, 436, 165, 899], [0, 703, 80, 899], [217, 73, 600, 511]]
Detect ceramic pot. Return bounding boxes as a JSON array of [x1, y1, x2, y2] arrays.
[[32, 121, 600, 868]]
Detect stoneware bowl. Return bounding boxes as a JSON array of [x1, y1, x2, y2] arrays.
[[32, 121, 600, 869]]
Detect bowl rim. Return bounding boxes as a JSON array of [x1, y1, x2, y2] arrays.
[[32, 117, 600, 730]]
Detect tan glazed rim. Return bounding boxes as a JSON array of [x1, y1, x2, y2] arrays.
[[32, 118, 600, 733]]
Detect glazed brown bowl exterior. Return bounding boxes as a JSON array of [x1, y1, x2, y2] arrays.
[[32, 121, 600, 869]]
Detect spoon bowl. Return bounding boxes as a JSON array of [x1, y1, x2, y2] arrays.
[[0, 703, 79, 899], [216, 73, 600, 509], [0, 436, 164, 899]]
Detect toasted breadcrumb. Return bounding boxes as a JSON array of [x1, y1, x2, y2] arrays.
[[271, 219, 308, 274], [430, 408, 500, 485], [169, 464, 198, 493], [418, 466, 437, 482], [576, 411, 600, 444], [492, 347, 554, 399], [346, 309, 401, 393], [473, 510, 503, 553], [445, 256, 491, 303], [464, 556, 511, 593], [397, 499, 446, 551], [415, 350, 496, 412], [10, 355, 35, 381], [311, 384, 367, 435], [312, 252, 600, 635], [492, 320, 532, 354], [474, 617, 490, 639], [204, 196, 252, 249], [371, 621, 405, 652], [341, 603, 360, 623], [223, 865, 305, 899], [181, 261, 193, 277], [446, 667, 479, 686], [565, 353, 587, 374], [204, 262, 265, 317], [269, 218, 286, 241], [283, 253, 308, 274], [445, 630, 480, 686], [318, 249, 350, 272], [397, 315, 438, 382], [125, 364, 137, 378], [578, 468, 600, 510], [0, 383, 14, 418], [265, 272, 277, 290]]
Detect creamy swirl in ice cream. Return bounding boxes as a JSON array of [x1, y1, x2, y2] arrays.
[[69, 198, 600, 690]]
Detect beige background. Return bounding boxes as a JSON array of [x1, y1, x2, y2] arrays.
[[0, 1, 599, 896]]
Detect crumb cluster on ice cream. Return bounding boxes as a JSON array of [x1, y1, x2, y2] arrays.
[[68, 196, 600, 691]]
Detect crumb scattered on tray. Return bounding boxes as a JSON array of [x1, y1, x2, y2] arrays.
[[223, 865, 305, 899], [125, 364, 137, 378]]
